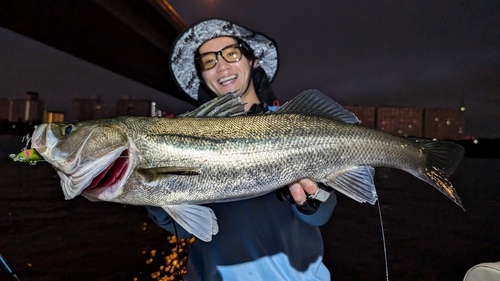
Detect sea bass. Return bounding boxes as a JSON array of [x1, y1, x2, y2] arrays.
[[30, 89, 464, 241]]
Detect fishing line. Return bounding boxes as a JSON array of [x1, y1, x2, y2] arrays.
[[172, 222, 184, 280], [377, 199, 389, 281]]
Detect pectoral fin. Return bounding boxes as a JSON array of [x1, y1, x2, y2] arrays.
[[325, 166, 378, 204], [137, 167, 200, 182], [162, 204, 219, 242]]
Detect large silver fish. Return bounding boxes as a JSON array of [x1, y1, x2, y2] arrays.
[[30, 89, 464, 241]]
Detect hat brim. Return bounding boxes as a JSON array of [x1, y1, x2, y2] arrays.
[[169, 18, 278, 100]]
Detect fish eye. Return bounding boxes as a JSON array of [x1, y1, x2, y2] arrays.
[[63, 124, 75, 135]]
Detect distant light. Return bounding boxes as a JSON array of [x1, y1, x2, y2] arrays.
[[408, 124, 412, 129], [96, 105, 102, 110], [151, 102, 157, 117], [460, 106, 465, 112], [25, 100, 30, 121], [473, 139, 479, 144], [12, 124, 16, 129], [434, 117, 439, 121], [446, 120, 451, 125]]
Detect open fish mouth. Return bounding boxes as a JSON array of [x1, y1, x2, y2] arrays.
[[56, 144, 136, 201], [85, 150, 129, 191]]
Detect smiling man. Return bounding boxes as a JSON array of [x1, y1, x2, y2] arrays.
[[146, 18, 337, 281], [196, 36, 260, 111]]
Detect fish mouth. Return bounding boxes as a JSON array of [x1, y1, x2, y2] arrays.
[[62, 144, 137, 201], [85, 150, 129, 191]]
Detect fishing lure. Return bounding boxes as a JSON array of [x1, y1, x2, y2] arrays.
[[10, 148, 43, 165], [9, 132, 43, 165]]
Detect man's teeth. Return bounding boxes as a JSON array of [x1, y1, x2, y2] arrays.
[[218, 75, 237, 84]]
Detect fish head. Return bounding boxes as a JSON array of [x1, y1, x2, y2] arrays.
[[31, 120, 136, 200]]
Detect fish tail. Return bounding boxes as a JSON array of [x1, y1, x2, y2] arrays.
[[416, 139, 465, 210]]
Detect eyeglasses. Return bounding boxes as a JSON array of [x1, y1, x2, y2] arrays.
[[196, 44, 243, 70]]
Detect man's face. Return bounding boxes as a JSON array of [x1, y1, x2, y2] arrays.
[[198, 37, 255, 97]]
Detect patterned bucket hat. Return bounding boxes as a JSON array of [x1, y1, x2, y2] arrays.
[[169, 18, 279, 101]]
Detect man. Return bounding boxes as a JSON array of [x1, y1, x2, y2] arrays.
[[147, 18, 337, 280]]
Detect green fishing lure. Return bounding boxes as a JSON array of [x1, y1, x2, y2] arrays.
[[10, 148, 43, 165]]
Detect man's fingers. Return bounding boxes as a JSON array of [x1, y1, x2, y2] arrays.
[[289, 183, 306, 205], [289, 179, 318, 205], [298, 179, 318, 195]]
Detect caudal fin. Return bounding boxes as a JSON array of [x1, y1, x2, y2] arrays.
[[417, 139, 465, 210]]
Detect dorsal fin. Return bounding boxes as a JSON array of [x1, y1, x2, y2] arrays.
[[276, 89, 359, 124], [179, 90, 246, 117]]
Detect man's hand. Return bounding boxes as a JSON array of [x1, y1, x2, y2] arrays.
[[288, 178, 318, 205], [278, 178, 333, 215]]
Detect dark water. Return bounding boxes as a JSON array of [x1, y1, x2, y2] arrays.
[[1, 136, 499, 280], [322, 157, 500, 281]]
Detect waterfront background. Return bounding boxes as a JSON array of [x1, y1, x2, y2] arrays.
[[1, 135, 499, 280]]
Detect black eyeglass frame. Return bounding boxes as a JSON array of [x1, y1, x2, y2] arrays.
[[195, 44, 245, 71]]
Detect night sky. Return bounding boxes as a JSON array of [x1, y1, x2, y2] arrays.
[[1, 1, 499, 138]]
